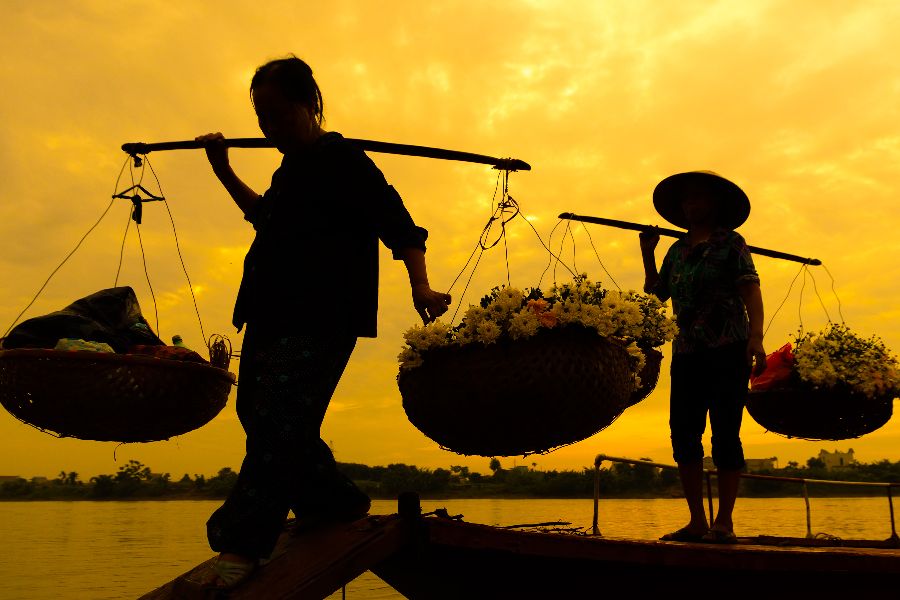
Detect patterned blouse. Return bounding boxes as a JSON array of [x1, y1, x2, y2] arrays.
[[651, 229, 760, 354]]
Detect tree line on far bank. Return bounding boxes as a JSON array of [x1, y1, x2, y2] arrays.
[[2, 456, 899, 501]]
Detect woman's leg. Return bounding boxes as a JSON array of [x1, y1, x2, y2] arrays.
[[708, 342, 751, 534], [206, 332, 357, 560], [668, 351, 711, 534]]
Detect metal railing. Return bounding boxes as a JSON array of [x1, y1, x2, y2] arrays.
[[592, 453, 899, 542]]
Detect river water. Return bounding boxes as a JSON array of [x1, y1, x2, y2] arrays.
[[0, 496, 896, 599]]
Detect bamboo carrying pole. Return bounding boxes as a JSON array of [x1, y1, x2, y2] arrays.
[[559, 212, 821, 266], [121, 138, 531, 172]]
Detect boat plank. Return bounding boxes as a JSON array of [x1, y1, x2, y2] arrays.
[[139, 515, 410, 600]]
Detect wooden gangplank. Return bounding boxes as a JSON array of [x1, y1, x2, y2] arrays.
[[140, 515, 412, 599]]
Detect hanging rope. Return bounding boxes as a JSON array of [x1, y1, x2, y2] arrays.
[[444, 169, 577, 324], [822, 263, 845, 323], [114, 204, 132, 287], [146, 156, 207, 345], [580, 224, 622, 292], [1, 156, 131, 339], [763, 262, 806, 337], [125, 158, 161, 334], [808, 265, 832, 324], [536, 219, 578, 290], [763, 263, 844, 336], [3, 152, 210, 352]]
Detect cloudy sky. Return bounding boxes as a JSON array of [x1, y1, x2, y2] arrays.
[[2, 0, 899, 479]]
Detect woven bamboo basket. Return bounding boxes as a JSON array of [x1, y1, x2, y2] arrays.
[[398, 326, 634, 456], [625, 347, 663, 409], [0, 349, 235, 442], [747, 380, 894, 441]]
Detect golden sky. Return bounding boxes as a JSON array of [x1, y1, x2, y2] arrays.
[[2, 0, 900, 479]]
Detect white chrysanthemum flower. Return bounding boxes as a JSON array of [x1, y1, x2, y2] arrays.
[[476, 320, 502, 344]]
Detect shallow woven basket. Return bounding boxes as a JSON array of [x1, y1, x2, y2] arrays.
[[625, 347, 663, 409], [747, 381, 895, 441], [398, 326, 634, 456], [0, 349, 235, 442]]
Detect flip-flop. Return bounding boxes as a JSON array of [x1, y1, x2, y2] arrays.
[[211, 558, 257, 588], [180, 557, 257, 592], [701, 529, 739, 544], [659, 527, 708, 542]]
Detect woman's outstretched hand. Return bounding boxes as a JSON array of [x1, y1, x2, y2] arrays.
[[412, 284, 451, 324]]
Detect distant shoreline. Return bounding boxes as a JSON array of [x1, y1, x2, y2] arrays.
[[4, 458, 897, 502], [0, 489, 891, 502]]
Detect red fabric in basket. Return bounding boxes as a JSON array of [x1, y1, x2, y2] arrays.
[[750, 343, 794, 391]]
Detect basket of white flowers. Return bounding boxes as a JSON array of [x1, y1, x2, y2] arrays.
[[397, 276, 677, 456], [747, 324, 899, 440]]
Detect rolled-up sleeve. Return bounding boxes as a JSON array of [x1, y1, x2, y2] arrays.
[[652, 250, 673, 302], [338, 143, 429, 259], [730, 233, 760, 286], [375, 184, 428, 259]]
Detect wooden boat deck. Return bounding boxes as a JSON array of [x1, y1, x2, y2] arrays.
[[141, 505, 900, 598]]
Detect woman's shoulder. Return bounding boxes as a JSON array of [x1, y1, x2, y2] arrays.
[[317, 131, 364, 159], [316, 132, 384, 177], [713, 228, 749, 247]]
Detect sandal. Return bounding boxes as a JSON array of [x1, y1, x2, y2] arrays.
[[701, 529, 739, 544], [180, 557, 257, 592], [210, 557, 257, 589], [659, 527, 708, 542]]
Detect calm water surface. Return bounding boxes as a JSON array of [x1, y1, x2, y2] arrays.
[[0, 497, 895, 599]]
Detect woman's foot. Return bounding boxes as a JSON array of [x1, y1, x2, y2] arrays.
[[701, 528, 739, 544], [659, 524, 709, 542], [185, 553, 257, 590]]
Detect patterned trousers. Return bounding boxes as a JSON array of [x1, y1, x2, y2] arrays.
[[206, 328, 367, 558]]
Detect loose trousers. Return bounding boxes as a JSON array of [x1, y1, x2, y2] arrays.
[[207, 329, 365, 558]]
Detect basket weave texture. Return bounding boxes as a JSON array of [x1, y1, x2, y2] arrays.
[[398, 326, 634, 456], [626, 347, 663, 409], [0, 349, 235, 442], [747, 380, 894, 441]]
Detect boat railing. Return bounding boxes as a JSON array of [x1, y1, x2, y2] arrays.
[[592, 453, 899, 541]]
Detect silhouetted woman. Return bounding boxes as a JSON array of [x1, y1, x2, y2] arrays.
[[189, 55, 450, 590], [640, 171, 766, 544]]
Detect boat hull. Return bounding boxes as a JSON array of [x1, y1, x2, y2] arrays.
[[372, 517, 900, 598]]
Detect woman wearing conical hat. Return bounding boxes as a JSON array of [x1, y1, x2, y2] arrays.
[[640, 171, 766, 544]]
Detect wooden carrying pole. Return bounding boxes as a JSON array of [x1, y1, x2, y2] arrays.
[[121, 137, 531, 172], [559, 212, 821, 266]]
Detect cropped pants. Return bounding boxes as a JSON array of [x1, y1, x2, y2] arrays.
[[669, 341, 750, 471], [206, 328, 367, 559]]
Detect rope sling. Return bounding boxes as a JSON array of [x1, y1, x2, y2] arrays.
[[397, 173, 653, 457], [0, 137, 530, 444], [559, 213, 895, 441], [745, 262, 894, 440], [0, 154, 235, 442]]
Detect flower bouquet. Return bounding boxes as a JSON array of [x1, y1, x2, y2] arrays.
[[747, 323, 899, 440], [397, 275, 677, 456]]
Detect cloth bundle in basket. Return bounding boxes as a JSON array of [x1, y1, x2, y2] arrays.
[[398, 326, 635, 456], [0, 287, 234, 442]]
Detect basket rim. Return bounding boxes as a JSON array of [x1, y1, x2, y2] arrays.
[[748, 385, 898, 403], [0, 348, 236, 383]]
